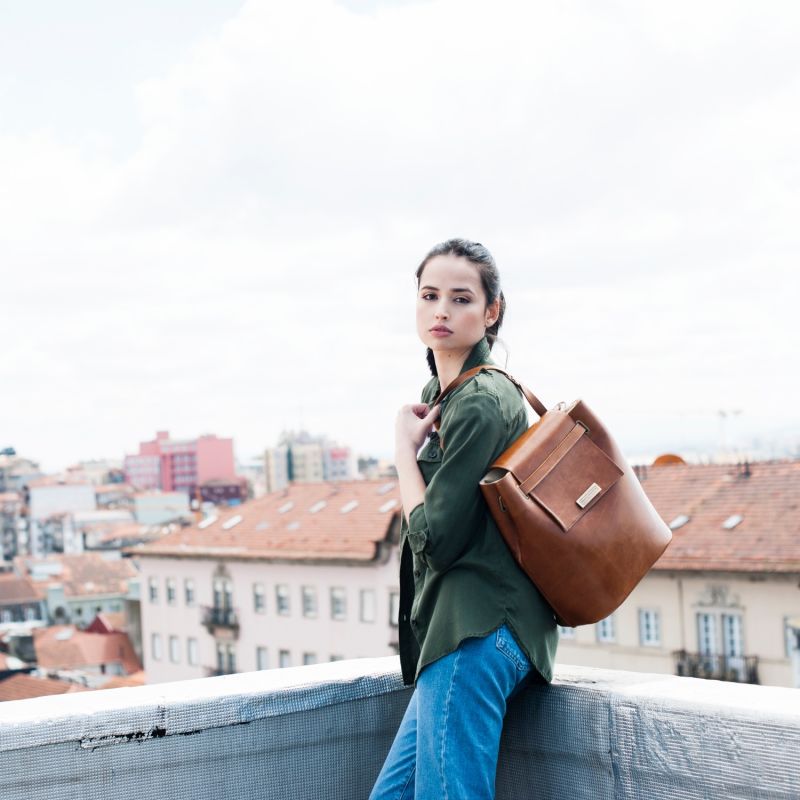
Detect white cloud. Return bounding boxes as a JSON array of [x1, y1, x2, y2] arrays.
[[1, 0, 798, 469]]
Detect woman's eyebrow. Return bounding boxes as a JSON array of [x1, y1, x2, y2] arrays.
[[420, 285, 475, 295]]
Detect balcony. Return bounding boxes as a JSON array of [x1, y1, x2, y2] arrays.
[[673, 649, 760, 684], [201, 605, 239, 638], [1, 659, 797, 799]]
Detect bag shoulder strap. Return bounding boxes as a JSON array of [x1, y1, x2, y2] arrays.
[[431, 365, 548, 444]]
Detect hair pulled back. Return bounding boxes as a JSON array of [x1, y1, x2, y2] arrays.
[[415, 238, 506, 376]]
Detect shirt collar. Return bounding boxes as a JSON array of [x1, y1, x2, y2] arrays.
[[432, 334, 496, 398]]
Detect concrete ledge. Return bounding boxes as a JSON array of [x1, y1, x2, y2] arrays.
[[1, 659, 799, 799]]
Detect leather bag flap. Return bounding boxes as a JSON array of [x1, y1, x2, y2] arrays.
[[528, 430, 624, 532]]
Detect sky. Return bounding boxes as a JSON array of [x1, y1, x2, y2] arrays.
[[1, 0, 798, 473]]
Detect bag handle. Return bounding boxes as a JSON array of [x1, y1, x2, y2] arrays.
[[430, 365, 548, 441]]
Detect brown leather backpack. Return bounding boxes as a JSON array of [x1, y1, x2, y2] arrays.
[[432, 365, 672, 627]]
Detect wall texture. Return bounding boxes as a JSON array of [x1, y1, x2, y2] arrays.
[[1, 658, 798, 799]]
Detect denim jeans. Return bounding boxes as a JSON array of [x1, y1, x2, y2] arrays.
[[369, 623, 533, 800]]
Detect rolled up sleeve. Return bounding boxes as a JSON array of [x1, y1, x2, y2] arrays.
[[405, 391, 507, 573]]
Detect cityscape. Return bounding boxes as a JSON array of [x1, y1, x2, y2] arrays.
[[2, 426, 798, 702]]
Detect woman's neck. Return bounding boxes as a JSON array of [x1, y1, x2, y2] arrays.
[[434, 347, 472, 395]]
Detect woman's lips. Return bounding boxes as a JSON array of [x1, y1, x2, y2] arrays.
[[430, 328, 452, 337]]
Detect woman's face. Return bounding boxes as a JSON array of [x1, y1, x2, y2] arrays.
[[416, 253, 498, 355]]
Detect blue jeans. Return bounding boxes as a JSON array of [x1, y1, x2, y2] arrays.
[[369, 623, 533, 800]]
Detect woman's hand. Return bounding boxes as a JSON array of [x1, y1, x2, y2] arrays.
[[395, 402, 441, 456]]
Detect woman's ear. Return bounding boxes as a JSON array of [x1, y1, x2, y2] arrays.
[[485, 297, 500, 327]]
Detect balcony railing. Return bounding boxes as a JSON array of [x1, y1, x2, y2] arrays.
[[673, 649, 760, 683], [201, 605, 240, 637]]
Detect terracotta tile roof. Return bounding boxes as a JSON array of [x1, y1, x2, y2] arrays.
[[100, 670, 146, 689], [126, 479, 400, 562], [33, 625, 142, 674], [0, 574, 42, 605], [0, 673, 89, 701], [86, 612, 127, 634], [95, 483, 135, 495], [14, 553, 138, 598], [641, 459, 800, 572], [26, 476, 91, 488]]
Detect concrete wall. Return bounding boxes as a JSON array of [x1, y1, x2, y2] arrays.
[[1, 659, 798, 799]]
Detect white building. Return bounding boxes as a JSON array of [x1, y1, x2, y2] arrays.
[[556, 458, 800, 688], [126, 479, 401, 683]]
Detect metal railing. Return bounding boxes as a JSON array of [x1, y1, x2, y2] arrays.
[[201, 605, 240, 636], [673, 649, 759, 684]]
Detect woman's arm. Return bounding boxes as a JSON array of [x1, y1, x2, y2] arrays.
[[404, 390, 507, 573], [395, 401, 440, 526]]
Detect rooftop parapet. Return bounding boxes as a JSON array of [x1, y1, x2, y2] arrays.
[[1, 659, 798, 799]]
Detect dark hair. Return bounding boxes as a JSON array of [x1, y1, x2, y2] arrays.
[[415, 238, 506, 376]]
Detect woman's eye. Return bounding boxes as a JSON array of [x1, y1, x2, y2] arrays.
[[454, 296, 470, 303]]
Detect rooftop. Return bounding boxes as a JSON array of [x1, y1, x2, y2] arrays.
[[646, 459, 800, 571], [0, 659, 797, 798], [126, 478, 400, 562]]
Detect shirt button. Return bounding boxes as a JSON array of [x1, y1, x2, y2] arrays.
[[414, 569, 421, 577], [428, 448, 437, 457]]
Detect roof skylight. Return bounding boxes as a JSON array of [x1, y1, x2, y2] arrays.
[[222, 515, 243, 531], [668, 514, 690, 530], [278, 501, 294, 514], [722, 514, 743, 530], [309, 500, 327, 514], [198, 515, 218, 530], [379, 499, 398, 513], [340, 500, 358, 514], [377, 482, 396, 495]]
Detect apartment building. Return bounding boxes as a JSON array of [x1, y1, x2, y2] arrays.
[[124, 430, 237, 495], [126, 479, 401, 683], [556, 458, 800, 688]]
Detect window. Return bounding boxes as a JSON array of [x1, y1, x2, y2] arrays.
[[24, 606, 38, 621], [330, 587, 347, 621], [184, 579, 195, 606], [557, 625, 576, 639], [276, 584, 291, 616], [187, 637, 198, 666], [360, 589, 376, 623], [596, 614, 616, 643], [148, 576, 158, 603], [151, 633, 162, 661], [302, 586, 317, 618], [638, 609, 661, 647], [697, 612, 717, 655], [253, 583, 266, 613], [330, 654, 344, 662], [213, 577, 233, 609], [256, 646, 268, 670], [169, 635, 180, 663], [722, 613, 743, 657], [389, 591, 399, 627], [279, 649, 292, 668], [166, 578, 176, 605], [303, 652, 317, 665], [216, 642, 236, 674], [1, 610, 11, 623], [785, 617, 800, 658]]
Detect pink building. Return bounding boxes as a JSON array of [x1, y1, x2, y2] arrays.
[[124, 431, 237, 496]]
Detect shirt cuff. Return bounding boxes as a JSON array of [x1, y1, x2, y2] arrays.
[[406, 502, 428, 554]]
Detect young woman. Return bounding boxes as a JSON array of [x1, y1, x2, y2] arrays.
[[369, 239, 559, 799]]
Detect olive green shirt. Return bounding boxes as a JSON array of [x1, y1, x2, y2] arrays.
[[398, 334, 559, 686]]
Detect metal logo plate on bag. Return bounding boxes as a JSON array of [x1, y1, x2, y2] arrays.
[[576, 482, 601, 508]]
